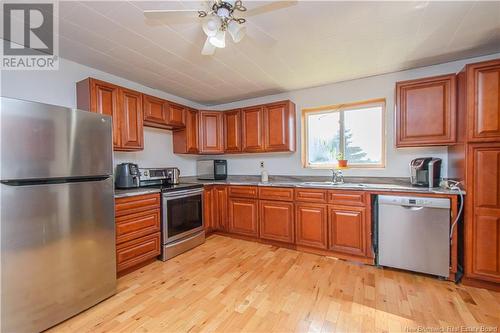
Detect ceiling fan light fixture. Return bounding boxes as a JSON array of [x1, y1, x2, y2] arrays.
[[202, 16, 221, 37], [209, 30, 226, 48], [201, 37, 216, 55], [228, 20, 246, 43]]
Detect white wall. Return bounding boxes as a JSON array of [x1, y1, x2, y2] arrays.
[[209, 52, 500, 178], [3, 52, 499, 178], [1, 57, 202, 176]]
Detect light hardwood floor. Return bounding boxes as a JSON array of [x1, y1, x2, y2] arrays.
[[50, 235, 500, 333]]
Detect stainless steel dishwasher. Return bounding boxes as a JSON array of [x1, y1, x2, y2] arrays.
[[377, 195, 451, 277]]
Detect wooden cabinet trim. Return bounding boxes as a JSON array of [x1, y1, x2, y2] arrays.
[[116, 232, 161, 272], [294, 188, 328, 203], [116, 209, 161, 244], [115, 193, 161, 217], [228, 185, 259, 198]]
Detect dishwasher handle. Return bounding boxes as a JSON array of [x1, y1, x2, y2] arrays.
[[401, 205, 424, 211]]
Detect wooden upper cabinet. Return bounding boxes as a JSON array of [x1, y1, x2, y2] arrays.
[[224, 109, 242, 153], [143, 94, 168, 128], [228, 197, 259, 237], [77, 78, 122, 148], [466, 144, 500, 283], [328, 206, 367, 257], [467, 59, 500, 142], [259, 200, 294, 243], [119, 88, 144, 150], [165, 102, 186, 128], [295, 203, 328, 249], [241, 106, 264, 152], [263, 101, 296, 152], [77, 78, 144, 151], [396, 74, 457, 147], [173, 108, 199, 154], [199, 111, 224, 154]]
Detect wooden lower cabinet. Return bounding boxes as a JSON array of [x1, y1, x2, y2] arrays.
[[115, 193, 161, 275], [116, 232, 161, 273], [259, 200, 294, 243], [465, 144, 500, 284], [295, 203, 328, 249], [203, 186, 215, 232], [328, 206, 366, 257], [228, 197, 259, 237], [214, 186, 228, 231]]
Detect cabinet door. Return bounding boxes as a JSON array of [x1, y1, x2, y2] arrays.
[[241, 106, 264, 152], [119, 88, 144, 150], [224, 109, 242, 153], [467, 144, 500, 282], [228, 198, 259, 237], [263, 102, 295, 151], [259, 200, 294, 243], [468, 59, 500, 141], [116, 232, 161, 273], [203, 186, 214, 232], [295, 203, 328, 249], [199, 111, 224, 154], [185, 108, 199, 153], [214, 186, 228, 231], [396, 74, 456, 147], [328, 206, 366, 256], [166, 102, 186, 127], [89, 79, 121, 148], [143, 94, 167, 127]]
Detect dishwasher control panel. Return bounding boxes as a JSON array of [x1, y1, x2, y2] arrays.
[[378, 195, 450, 209]]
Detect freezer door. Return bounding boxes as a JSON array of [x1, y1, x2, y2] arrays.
[[1, 97, 113, 180], [1, 178, 116, 333]]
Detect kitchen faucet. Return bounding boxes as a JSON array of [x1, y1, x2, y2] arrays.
[[331, 169, 344, 184]]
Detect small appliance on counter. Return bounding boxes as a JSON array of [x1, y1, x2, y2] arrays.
[[409, 157, 442, 187], [115, 163, 140, 188], [197, 159, 227, 180], [139, 167, 180, 186]]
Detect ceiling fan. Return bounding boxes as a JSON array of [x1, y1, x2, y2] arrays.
[[144, 0, 296, 56]]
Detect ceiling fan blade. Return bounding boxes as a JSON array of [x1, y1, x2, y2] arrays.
[[244, 1, 298, 17], [144, 9, 202, 14]]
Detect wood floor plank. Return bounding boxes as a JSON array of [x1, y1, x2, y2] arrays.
[[49, 235, 500, 333]]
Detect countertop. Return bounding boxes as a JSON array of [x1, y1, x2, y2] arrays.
[[180, 175, 465, 196], [114, 176, 464, 198], [114, 187, 161, 198]]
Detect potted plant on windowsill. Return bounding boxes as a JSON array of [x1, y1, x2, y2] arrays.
[[336, 152, 348, 168]]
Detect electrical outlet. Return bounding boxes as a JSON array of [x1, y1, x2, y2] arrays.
[[260, 161, 264, 168]]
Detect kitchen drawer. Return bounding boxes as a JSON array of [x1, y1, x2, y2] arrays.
[[116, 209, 161, 244], [116, 232, 161, 272], [228, 185, 258, 198], [259, 187, 294, 201], [294, 188, 328, 203], [115, 193, 161, 217], [327, 190, 366, 207]]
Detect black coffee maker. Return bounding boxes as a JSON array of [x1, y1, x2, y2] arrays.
[[115, 163, 140, 189], [410, 158, 442, 188]]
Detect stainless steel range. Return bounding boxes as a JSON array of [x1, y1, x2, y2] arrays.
[[138, 167, 205, 260]]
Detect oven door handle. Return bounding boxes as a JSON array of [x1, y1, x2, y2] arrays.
[[163, 189, 204, 200]]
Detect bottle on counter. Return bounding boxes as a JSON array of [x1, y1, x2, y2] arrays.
[[261, 168, 269, 183]]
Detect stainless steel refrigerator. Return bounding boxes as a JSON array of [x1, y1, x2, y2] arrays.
[[1, 97, 117, 332]]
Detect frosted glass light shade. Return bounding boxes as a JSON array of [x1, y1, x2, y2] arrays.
[[228, 20, 246, 43], [209, 30, 226, 48], [201, 37, 216, 55], [202, 17, 221, 37]]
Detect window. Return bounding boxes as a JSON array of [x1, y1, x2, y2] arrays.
[[302, 99, 385, 168]]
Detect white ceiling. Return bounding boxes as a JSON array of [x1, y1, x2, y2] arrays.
[[55, 1, 500, 105]]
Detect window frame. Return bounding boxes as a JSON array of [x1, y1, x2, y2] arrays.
[[301, 98, 386, 169]]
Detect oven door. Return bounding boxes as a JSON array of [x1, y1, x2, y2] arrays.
[[162, 188, 204, 244]]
